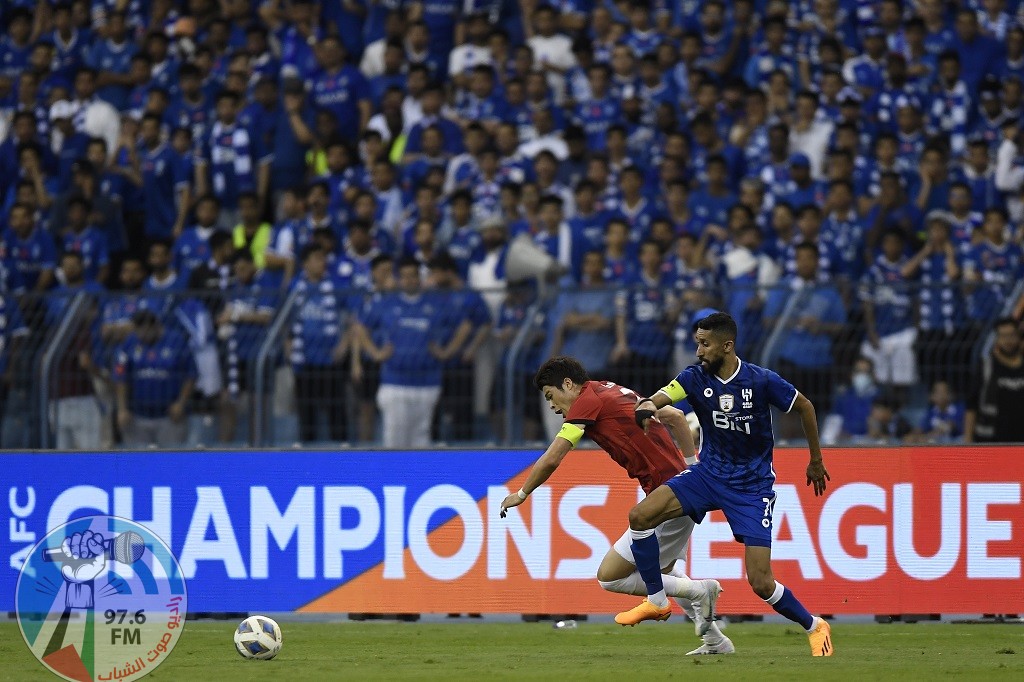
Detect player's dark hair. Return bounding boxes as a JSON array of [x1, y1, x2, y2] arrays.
[[534, 356, 590, 392], [696, 312, 738, 342]]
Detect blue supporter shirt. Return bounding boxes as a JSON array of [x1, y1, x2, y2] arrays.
[[86, 39, 136, 110], [62, 227, 109, 283], [113, 329, 196, 418], [311, 66, 370, 144], [616, 271, 674, 362], [171, 226, 215, 282], [546, 287, 616, 372], [140, 143, 188, 240], [3, 227, 57, 292], [361, 292, 454, 387], [573, 97, 622, 151], [918, 249, 962, 334], [289, 273, 347, 368], [0, 37, 31, 80], [225, 271, 278, 363], [964, 241, 1024, 321], [920, 402, 964, 441], [165, 95, 212, 143], [860, 256, 915, 337], [764, 278, 846, 368], [660, 359, 798, 493], [201, 121, 254, 211]]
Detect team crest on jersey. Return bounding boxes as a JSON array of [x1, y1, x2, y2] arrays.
[[742, 388, 753, 409], [719, 394, 734, 412]]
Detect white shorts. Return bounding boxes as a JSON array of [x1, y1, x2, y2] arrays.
[[860, 327, 918, 386], [612, 515, 695, 570]]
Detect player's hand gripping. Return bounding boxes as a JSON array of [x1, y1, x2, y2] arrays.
[[634, 398, 656, 433], [806, 460, 831, 496]]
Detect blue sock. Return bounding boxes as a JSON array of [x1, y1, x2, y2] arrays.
[[629, 528, 664, 596], [765, 582, 815, 631]]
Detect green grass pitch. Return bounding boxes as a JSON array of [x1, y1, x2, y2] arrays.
[[2, 622, 1022, 680]]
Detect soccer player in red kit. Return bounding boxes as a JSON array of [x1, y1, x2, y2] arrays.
[[500, 356, 732, 654]]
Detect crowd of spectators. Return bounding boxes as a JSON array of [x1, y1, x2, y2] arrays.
[[2, 0, 1024, 448]]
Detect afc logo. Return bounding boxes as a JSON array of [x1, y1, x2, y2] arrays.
[[742, 388, 753, 409]]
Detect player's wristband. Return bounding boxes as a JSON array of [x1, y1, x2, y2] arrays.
[[516, 489, 528, 501], [635, 407, 656, 428]]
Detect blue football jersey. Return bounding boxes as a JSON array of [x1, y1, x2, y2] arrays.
[[660, 359, 797, 493]]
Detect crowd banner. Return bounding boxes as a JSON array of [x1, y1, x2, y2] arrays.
[[3, 448, 1022, 615]]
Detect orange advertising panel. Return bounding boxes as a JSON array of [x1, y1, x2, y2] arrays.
[[302, 447, 1024, 615]]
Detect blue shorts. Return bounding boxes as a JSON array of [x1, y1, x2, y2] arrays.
[[665, 464, 776, 548]]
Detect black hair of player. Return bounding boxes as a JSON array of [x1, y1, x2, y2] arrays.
[[696, 312, 738, 342], [534, 356, 590, 392]]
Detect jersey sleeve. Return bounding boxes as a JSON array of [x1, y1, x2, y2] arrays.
[[564, 387, 602, 427], [656, 366, 695, 403], [766, 369, 799, 413]]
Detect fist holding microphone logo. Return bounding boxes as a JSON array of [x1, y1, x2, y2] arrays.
[[16, 516, 187, 682]]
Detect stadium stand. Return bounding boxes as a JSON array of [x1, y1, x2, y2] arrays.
[[1, 0, 1024, 449]]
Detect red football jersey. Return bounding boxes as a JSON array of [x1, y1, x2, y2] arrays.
[[563, 380, 686, 494]]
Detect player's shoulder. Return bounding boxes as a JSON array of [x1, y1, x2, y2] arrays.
[[737, 359, 780, 384]]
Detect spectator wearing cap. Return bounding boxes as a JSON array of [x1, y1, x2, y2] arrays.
[[781, 152, 824, 211], [114, 310, 195, 447], [790, 90, 833, 178]]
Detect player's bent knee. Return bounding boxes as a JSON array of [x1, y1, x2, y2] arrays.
[[627, 504, 655, 531]]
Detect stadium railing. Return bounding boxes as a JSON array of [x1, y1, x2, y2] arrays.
[[8, 277, 1021, 450]]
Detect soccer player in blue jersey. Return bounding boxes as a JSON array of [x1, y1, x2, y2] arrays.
[[618, 312, 834, 657]]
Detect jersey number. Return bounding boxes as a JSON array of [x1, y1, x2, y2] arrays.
[[604, 382, 639, 401], [712, 411, 751, 434]]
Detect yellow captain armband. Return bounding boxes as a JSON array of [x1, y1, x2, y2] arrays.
[[657, 380, 687, 403], [557, 422, 586, 447]]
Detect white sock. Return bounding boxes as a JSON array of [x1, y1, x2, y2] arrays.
[[662, 574, 703, 601], [703, 621, 726, 645], [648, 589, 669, 608], [806, 616, 820, 634], [598, 573, 646, 595]]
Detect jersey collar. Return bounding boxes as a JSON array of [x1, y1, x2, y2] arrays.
[[716, 358, 742, 385]]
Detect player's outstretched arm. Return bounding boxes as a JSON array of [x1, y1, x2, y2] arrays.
[[655, 406, 697, 462], [792, 393, 830, 496], [499, 436, 574, 517]]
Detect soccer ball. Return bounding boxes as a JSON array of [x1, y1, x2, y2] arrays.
[[234, 615, 283, 660]]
